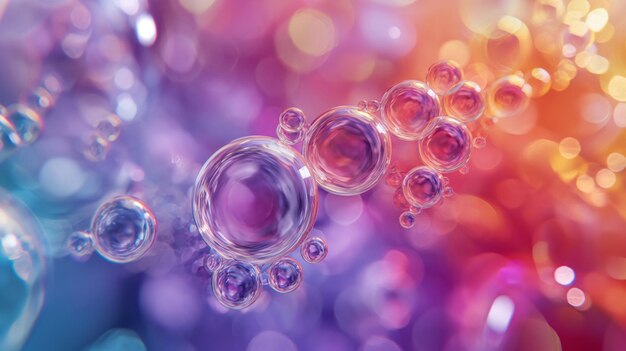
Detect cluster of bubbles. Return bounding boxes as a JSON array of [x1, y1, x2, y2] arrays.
[[82, 114, 123, 162]]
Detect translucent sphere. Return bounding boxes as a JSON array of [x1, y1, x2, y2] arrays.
[[526, 68, 552, 98], [385, 166, 404, 187], [300, 236, 328, 264], [302, 106, 391, 195], [276, 125, 304, 145], [66, 231, 95, 258], [91, 196, 157, 263], [562, 22, 593, 57], [6, 104, 44, 146], [381, 81, 440, 140], [426, 61, 464, 95], [268, 257, 303, 293], [82, 135, 110, 162], [279, 107, 306, 132], [193, 136, 318, 264], [204, 253, 223, 272], [23, 87, 54, 115], [212, 261, 262, 309], [487, 75, 532, 118], [0, 114, 21, 158], [402, 166, 444, 209], [443, 81, 485, 123], [419, 117, 472, 172], [399, 211, 416, 229], [96, 115, 122, 142]]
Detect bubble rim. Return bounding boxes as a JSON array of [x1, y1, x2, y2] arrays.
[[212, 260, 262, 309], [442, 80, 486, 123], [402, 165, 445, 209], [418, 116, 473, 173]]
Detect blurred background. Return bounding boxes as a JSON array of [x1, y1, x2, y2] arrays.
[[1, 0, 626, 350]]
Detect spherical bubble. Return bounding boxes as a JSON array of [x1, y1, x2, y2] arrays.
[[303, 106, 392, 195], [419, 117, 472, 173], [385, 166, 404, 187], [487, 75, 532, 118], [473, 136, 487, 149], [204, 253, 223, 272], [399, 211, 415, 229], [212, 260, 261, 309], [276, 125, 303, 145], [366, 100, 381, 113], [562, 22, 593, 57], [193, 136, 318, 264], [426, 60, 464, 95], [6, 104, 44, 146], [22, 87, 54, 115], [279, 107, 306, 132], [66, 231, 95, 258], [402, 166, 444, 209], [300, 236, 328, 264], [526, 68, 552, 97], [0, 114, 22, 159], [91, 195, 157, 263], [96, 115, 122, 142], [443, 81, 485, 123], [381, 81, 440, 140], [268, 257, 303, 293], [82, 134, 110, 162]]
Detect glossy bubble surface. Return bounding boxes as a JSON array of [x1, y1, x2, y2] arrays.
[[23, 87, 54, 114], [426, 61, 463, 95], [443, 81, 485, 123], [488, 75, 532, 117], [303, 106, 391, 195], [96, 115, 122, 142], [212, 261, 261, 309], [0, 115, 22, 158], [399, 211, 416, 229], [279, 107, 306, 132], [268, 257, 303, 293], [300, 236, 328, 264], [419, 117, 472, 172], [193, 136, 318, 264], [402, 166, 444, 209], [66, 231, 95, 258], [91, 196, 157, 263], [6, 105, 44, 146], [276, 125, 303, 145], [381, 81, 440, 140], [526, 68, 551, 98]]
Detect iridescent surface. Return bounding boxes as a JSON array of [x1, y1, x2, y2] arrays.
[[95, 115, 122, 142], [303, 106, 391, 195], [419, 117, 472, 172], [279, 107, 306, 132], [66, 231, 94, 258], [212, 261, 261, 309], [300, 236, 328, 264], [267, 257, 303, 293], [443, 81, 485, 123], [398, 211, 415, 228], [22, 88, 54, 115], [426, 61, 463, 95], [91, 196, 157, 263], [5, 105, 43, 146], [488, 75, 532, 117], [381, 80, 440, 140], [276, 125, 303, 145], [402, 166, 444, 209], [0, 115, 21, 159], [193, 136, 318, 263], [526, 68, 552, 98]]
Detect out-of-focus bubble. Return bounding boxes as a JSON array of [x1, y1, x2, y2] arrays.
[[300, 236, 328, 264], [22, 87, 54, 115], [303, 107, 391, 195], [135, 13, 157, 47], [526, 68, 552, 97], [212, 260, 261, 309], [288, 9, 335, 57], [419, 117, 472, 172], [385, 166, 404, 187], [39, 157, 86, 198], [82, 135, 110, 162], [473, 136, 487, 149], [91, 196, 157, 263], [89, 329, 146, 351], [443, 81, 485, 123], [96, 115, 122, 142], [276, 125, 303, 145], [399, 211, 415, 229], [488, 75, 532, 118], [66, 231, 95, 259], [438, 40, 471, 67], [367, 100, 381, 113], [532, 0, 565, 25], [0, 114, 21, 159], [426, 60, 464, 95], [402, 166, 444, 209], [484, 16, 531, 70], [193, 137, 317, 263], [247, 331, 297, 351], [268, 257, 303, 293], [0, 189, 46, 351], [381, 80, 440, 140], [204, 252, 223, 272], [6, 104, 43, 146], [279, 107, 306, 132], [562, 22, 594, 57], [460, 0, 525, 34]]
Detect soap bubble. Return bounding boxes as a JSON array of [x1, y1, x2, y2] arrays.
[[268, 257, 303, 293], [276, 125, 304, 145], [212, 260, 262, 309], [426, 60, 463, 95], [204, 253, 223, 272], [381, 81, 440, 140], [526, 68, 551, 98], [91, 195, 157, 263], [66, 231, 95, 258], [193, 136, 318, 264], [96, 115, 122, 142], [0, 114, 22, 159], [385, 166, 404, 187], [6, 104, 44, 146], [487, 75, 532, 117], [300, 236, 328, 264], [302, 106, 391, 195], [399, 211, 415, 229], [473, 136, 487, 149], [367, 100, 381, 113], [402, 166, 444, 209], [82, 134, 110, 162], [443, 81, 485, 123], [22, 87, 54, 115], [279, 107, 306, 132], [419, 117, 472, 172]]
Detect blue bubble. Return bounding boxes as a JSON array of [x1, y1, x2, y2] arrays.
[[268, 257, 303, 293], [212, 260, 262, 309]]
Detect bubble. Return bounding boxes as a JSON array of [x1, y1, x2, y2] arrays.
[[212, 260, 261, 309], [402, 166, 444, 209], [526, 68, 552, 97], [300, 236, 328, 264], [204, 253, 223, 272], [6, 104, 44, 146], [0, 114, 22, 158], [399, 211, 415, 229], [562, 22, 593, 57], [367, 100, 381, 113], [426, 60, 464, 95], [484, 16, 532, 70], [419, 117, 472, 172], [22, 87, 54, 115], [487, 75, 532, 118], [276, 125, 304, 145], [473, 136, 487, 149], [91, 195, 157, 263], [381, 81, 440, 140], [303, 106, 392, 195], [279, 107, 306, 132], [532, 0, 565, 26], [385, 166, 404, 187], [96, 115, 122, 142], [268, 257, 303, 293], [82, 134, 110, 162], [358, 100, 368, 111], [443, 81, 485, 123], [66, 231, 95, 258], [193, 136, 318, 264]]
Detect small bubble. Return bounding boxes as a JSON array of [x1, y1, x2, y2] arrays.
[[473, 136, 487, 149], [526, 68, 552, 98], [442, 176, 450, 185], [487, 75, 532, 118], [279, 107, 306, 132], [268, 257, 303, 293], [419, 117, 472, 172], [402, 166, 444, 209], [358, 100, 368, 111], [0, 114, 22, 156], [366, 100, 380, 113], [426, 60, 463, 95], [23, 87, 54, 115], [459, 165, 469, 174], [443, 186, 454, 198], [66, 231, 95, 258], [301, 236, 328, 264], [276, 125, 304, 145], [204, 253, 223, 272], [381, 80, 440, 140], [213, 261, 262, 309], [385, 166, 404, 187], [443, 81, 485, 123], [82, 134, 110, 162], [399, 211, 415, 229], [6, 104, 44, 146], [96, 115, 122, 142]]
